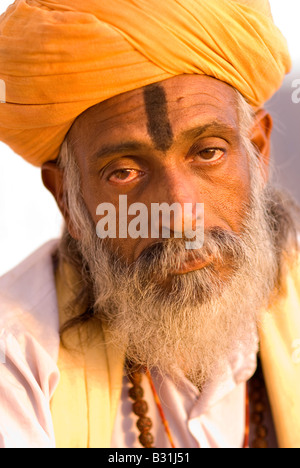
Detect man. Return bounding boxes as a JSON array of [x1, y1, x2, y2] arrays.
[[0, 0, 299, 449]]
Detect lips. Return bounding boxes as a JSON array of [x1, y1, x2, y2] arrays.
[[170, 253, 213, 275]]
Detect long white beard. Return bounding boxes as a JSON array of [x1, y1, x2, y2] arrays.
[[72, 166, 278, 390]]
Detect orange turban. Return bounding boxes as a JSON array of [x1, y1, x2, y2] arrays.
[[0, 0, 291, 166]]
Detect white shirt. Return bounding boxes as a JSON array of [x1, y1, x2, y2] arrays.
[[0, 241, 258, 448]]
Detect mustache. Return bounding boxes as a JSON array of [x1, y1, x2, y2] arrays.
[[131, 227, 246, 276], [98, 226, 250, 310]]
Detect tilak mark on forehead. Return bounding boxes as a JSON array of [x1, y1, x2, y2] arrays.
[[143, 83, 174, 152]]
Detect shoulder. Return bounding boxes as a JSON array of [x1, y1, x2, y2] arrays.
[[0, 239, 60, 358], [0, 240, 61, 447]]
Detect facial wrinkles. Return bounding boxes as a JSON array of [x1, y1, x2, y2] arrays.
[[143, 83, 174, 152], [67, 154, 276, 387], [60, 130, 280, 388]]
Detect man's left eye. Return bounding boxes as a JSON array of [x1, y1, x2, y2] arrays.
[[108, 169, 142, 184], [196, 148, 225, 162]]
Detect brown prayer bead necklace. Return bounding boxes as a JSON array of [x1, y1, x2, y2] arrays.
[[128, 363, 269, 448], [248, 363, 269, 448]]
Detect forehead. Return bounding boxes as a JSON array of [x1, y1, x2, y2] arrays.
[[68, 75, 239, 156]]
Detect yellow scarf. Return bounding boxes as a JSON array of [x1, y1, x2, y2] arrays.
[[259, 256, 300, 448], [51, 257, 300, 448], [50, 263, 124, 448]]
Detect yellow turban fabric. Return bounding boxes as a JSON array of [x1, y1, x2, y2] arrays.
[[0, 0, 291, 166]]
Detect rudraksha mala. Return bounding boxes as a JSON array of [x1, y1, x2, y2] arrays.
[[128, 362, 270, 449], [128, 367, 154, 448], [249, 362, 269, 448]]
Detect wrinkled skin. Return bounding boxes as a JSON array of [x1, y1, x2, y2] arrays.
[[42, 74, 272, 269]]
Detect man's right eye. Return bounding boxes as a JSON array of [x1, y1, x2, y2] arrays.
[[108, 169, 144, 184]]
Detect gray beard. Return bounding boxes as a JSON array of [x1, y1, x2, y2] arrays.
[[73, 168, 278, 389]]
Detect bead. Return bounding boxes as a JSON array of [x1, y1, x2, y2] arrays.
[[133, 399, 148, 417], [137, 416, 153, 432], [252, 438, 268, 449], [251, 412, 263, 425], [256, 425, 268, 438], [250, 390, 261, 403], [129, 385, 144, 401], [254, 402, 266, 413], [139, 431, 154, 448], [128, 371, 142, 385]]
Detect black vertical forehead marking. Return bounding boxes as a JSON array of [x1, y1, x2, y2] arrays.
[[143, 83, 174, 152]]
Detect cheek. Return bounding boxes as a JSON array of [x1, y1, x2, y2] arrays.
[[223, 170, 252, 232], [205, 160, 252, 233], [223, 180, 251, 230], [82, 184, 102, 225], [81, 181, 148, 263]]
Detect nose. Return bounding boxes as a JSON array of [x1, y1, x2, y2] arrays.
[[150, 166, 204, 241]]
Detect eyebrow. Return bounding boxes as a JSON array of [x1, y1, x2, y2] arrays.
[[91, 121, 237, 161], [180, 122, 237, 141], [91, 141, 150, 161]]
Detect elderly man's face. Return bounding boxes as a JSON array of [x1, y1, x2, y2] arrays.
[[42, 75, 275, 382], [67, 75, 257, 266], [44, 75, 271, 270]]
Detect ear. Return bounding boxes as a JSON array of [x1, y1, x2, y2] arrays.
[[250, 109, 273, 183], [41, 161, 80, 240]]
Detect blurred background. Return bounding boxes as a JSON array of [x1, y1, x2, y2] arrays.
[[0, 0, 299, 276]]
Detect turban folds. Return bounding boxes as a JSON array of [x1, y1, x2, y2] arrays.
[[0, 0, 291, 166]]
